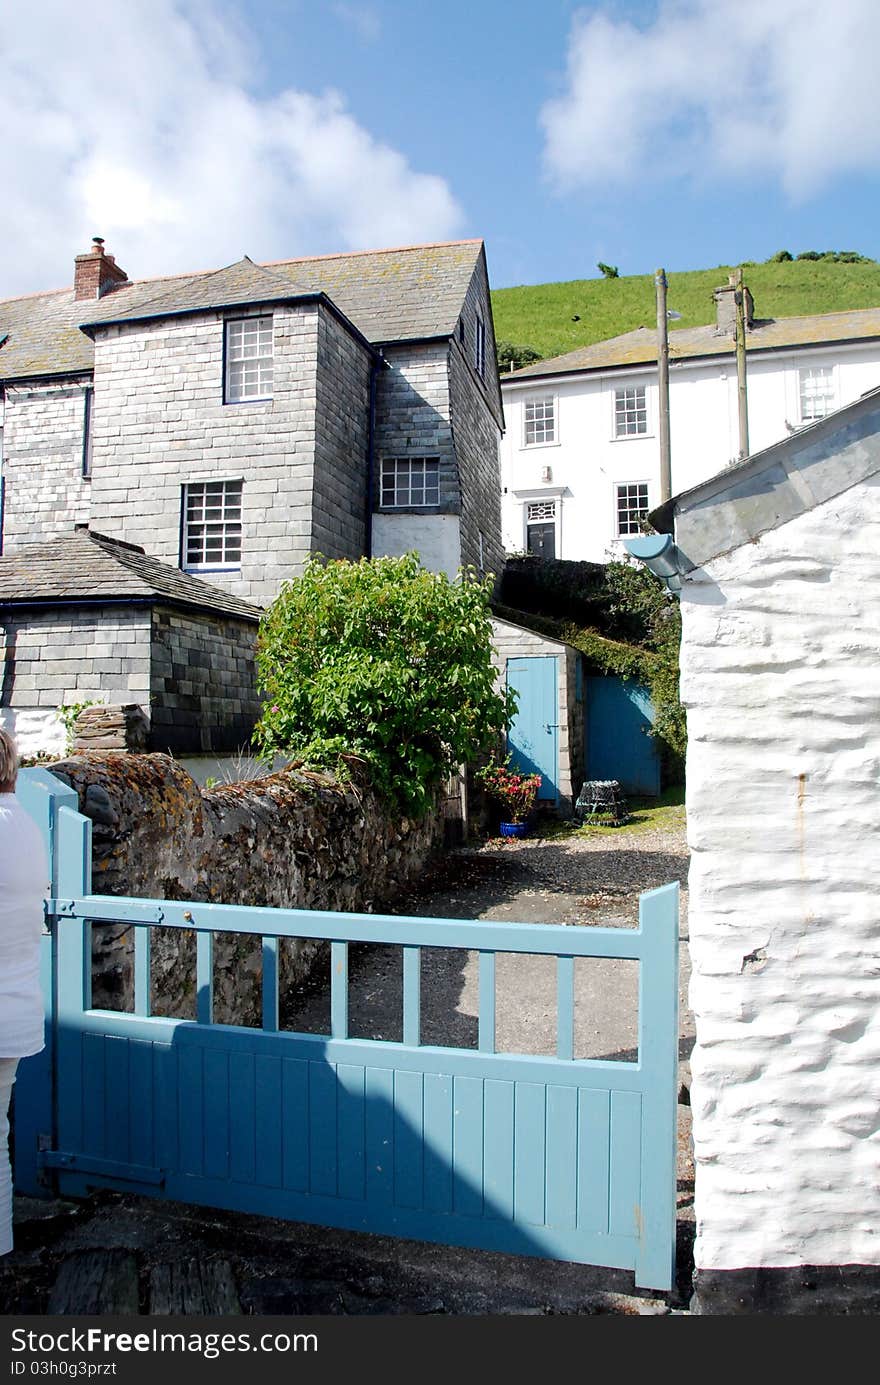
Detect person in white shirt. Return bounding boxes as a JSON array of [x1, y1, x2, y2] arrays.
[[0, 729, 49, 1256]]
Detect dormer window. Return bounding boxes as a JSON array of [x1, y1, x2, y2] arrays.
[[225, 316, 273, 402]]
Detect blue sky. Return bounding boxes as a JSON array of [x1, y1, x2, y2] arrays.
[[4, 1, 880, 296]]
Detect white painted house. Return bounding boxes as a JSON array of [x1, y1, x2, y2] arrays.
[[500, 280, 880, 564], [628, 388, 880, 1313]]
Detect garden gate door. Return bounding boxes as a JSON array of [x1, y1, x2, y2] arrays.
[[506, 655, 559, 802], [14, 769, 680, 1291]]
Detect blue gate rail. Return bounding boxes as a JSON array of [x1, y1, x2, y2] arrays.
[[14, 770, 680, 1291]]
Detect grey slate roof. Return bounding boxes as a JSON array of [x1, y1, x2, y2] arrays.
[[0, 530, 263, 622], [648, 386, 880, 574], [0, 240, 484, 382], [503, 306, 880, 383]]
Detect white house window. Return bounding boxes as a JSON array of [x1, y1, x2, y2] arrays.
[[614, 385, 647, 436], [475, 313, 486, 379], [183, 479, 243, 569], [615, 482, 649, 536], [526, 500, 556, 558], [380, 457, 440, 507], [82, 386, 93, 479], [798, 365, 835, 423], [225, 316, 273, 402], [524, 395, 556, 446]]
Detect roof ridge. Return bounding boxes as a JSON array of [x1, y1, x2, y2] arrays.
[[261, 238, 483, 270]]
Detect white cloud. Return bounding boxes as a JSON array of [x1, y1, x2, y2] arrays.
[[541, 0, 880, 199], [1, 0, 462, 294]]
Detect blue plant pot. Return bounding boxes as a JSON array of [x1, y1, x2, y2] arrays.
[[499, 821, 528, 838]]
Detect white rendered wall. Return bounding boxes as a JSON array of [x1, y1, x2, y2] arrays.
[[680, 473, 880, 1269], [500, 340, 880, 563], [372, 513, 462, 578]]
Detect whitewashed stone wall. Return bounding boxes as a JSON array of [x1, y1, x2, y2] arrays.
[[680, 473, 880, 1271], [1, 380, 91, 549]]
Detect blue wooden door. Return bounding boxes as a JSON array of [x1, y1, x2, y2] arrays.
[[506, 656, 558, 801], [587, 676, 661, 796]]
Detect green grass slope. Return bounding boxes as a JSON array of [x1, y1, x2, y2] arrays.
[[491, 260, 880, 361]]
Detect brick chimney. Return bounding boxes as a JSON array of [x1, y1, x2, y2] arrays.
[[713, 274, 754, 336], [74, 237, 129, 301]]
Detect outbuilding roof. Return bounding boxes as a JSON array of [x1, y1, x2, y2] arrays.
[[0, 240, 485, 382], [0, 529, 263, 622]]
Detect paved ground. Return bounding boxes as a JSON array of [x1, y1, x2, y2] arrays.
[[2, 810, 694, 1316]]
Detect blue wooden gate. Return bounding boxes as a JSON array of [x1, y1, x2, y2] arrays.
[[13, 770, 679, 1291], [506, 655, 559, 802]]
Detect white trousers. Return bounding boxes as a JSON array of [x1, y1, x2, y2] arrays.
[[0, 1057, 19, 1256]]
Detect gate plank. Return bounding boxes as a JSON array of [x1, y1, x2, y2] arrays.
[[483, 1078, 515, 1220], [255, 1055, 283, 1188], [393, 1070, 424, 1208], [203, 1049, 230, 1181], [229, 1052, 256, 1183], [422, 1072, 453, 1213], [609, 1090, 642, 1239], [365, 1067, 395, 1206], [546, 1083, 578, 1229], [514, 1082, 547, 1226], [308, 1061, 338, 1197], [577, 1087, 611, 1232], [452, 1076, 484, 1218], [178, 1046, 204, 1177], [336, 1063, 366, 1202], [280, 1057, 308, 1191]]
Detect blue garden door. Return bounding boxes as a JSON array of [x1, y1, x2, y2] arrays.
[[587, 676, 661, 796], [506, 656, 559, 802]]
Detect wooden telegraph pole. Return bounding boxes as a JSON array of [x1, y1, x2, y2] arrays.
[[734, 266, 750, 459], [655, 268, 672, 503]]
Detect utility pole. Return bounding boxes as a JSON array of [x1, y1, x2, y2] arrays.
[[655, 268, 672, 502], [734, 266, 750, 459]]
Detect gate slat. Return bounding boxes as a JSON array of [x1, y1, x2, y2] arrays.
[[478, 951, 495, 1053], [422, 1072, 453, 1213], [82, 1033, 106, 1160], [178, 1046, 204, 1177], [196, 934, 213, 1026], [229, 1052, 255, 1183], [609, 1089, 642, 1239], [393, 1070, 424, 1208], [203, 1049, 230, 1181], [261, 938, 279, 1032], [577, 1087, 611, 1233], [514, 1082, 547, 1227], [546, 1083, 578, 1229], [336, 1063, 366, 1202], [482, 1078, 515, 1221], [402, 947, 420, 1047], [255, 1055, 283, 1188], [308, 1061, 338, 1197], [452, 1076, 484, 1218], [134, 928, 151, 1017], [128, 1040, 154, 1170], [365, 1068, 395, 1206], [104, 1037, 130, 1166], [280, 1058, 308, 1191]]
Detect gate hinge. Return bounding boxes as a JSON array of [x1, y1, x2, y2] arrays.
[[39, 1150, 165, 1187]]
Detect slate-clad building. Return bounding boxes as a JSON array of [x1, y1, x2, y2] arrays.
[[0, 528, 261, 755], [0, 237, 504, 606]]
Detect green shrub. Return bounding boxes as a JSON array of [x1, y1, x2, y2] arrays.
[[496, 340, 544, 372], [597, 262, 619, 279], [253, 554, 515, 816]]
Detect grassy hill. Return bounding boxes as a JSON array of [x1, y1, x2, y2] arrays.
[[490, 258, 880, 362]]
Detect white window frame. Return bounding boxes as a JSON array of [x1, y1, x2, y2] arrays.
[[613, 383, 649, 438], [182, 478, 243, 571], [380, 456, 441, 508], [522, 394, 557, 448], [798, 363, 836, 423], [614, 480, 650, 538], [474, 313, 486, 379], [224, 315, 274, 403]]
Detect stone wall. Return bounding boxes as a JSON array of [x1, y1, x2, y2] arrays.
[[1, 606, 151, 712], [47, 753, 445, 1027], [679, 473, 880, 1289], [373, 342, 458, 510], [1, 379, 91, 550]]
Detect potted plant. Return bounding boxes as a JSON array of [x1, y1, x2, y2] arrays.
[[476, 757, 542, 837]]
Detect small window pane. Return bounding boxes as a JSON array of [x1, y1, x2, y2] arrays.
[[799, 366, 835, 422], [524, 396, 555, 446], [380, 458, 440, 507], [614, 386, 647, 437], [615, 482, 649, 536], [225, 317, 273, 402], [183, 480, 243, 568]]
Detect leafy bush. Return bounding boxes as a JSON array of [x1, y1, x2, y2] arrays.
[[769, 250, 793, 262], [597, 262, 619, 279], [253, 554, 515, 816], [496, 340, 544, 372]]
